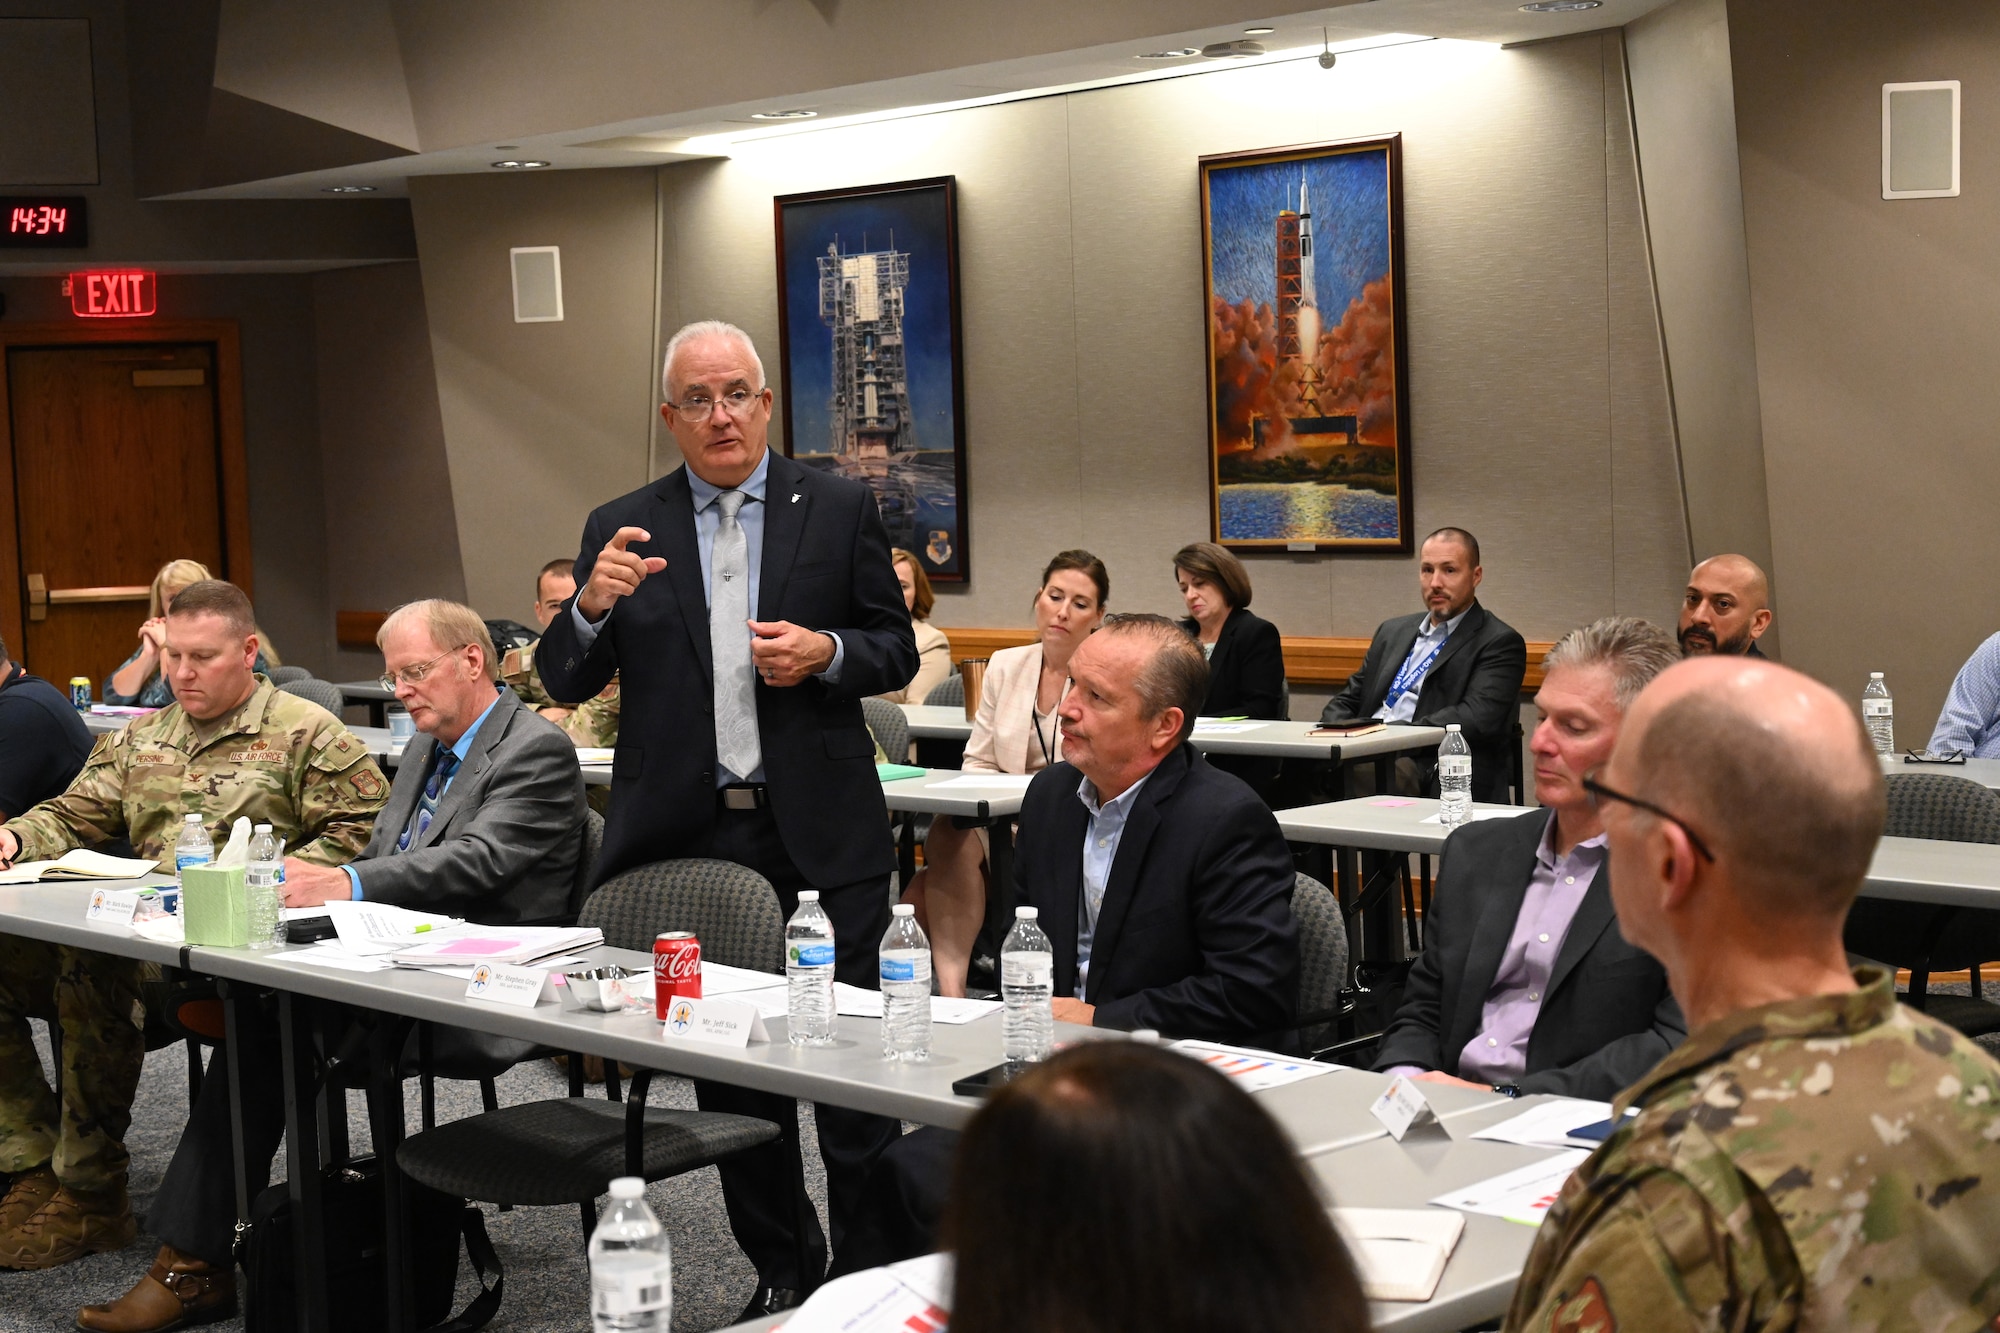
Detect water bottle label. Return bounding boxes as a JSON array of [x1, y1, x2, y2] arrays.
[[790, 942, 835, 968], [1439, 756, 1472, 778], [176, 852, 212, 873], [880, 954, 931, 983], [592, 1260, 671, 1315], [1862, 700, 1893, 717], [1002, 953, 1053, 985]]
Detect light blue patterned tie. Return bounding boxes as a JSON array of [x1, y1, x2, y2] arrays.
[[711, 489, 761, 778]]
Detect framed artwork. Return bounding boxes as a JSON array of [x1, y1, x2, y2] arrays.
[[1199, 135, 1412, 552], [774, 176, 970, 582]]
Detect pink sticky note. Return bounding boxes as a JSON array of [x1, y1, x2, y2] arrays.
[[1369, 798, 1417, 808]]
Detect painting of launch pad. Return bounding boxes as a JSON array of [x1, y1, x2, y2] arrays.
[[774, 176, 970, 582], [1200, 136, 1412, 552]]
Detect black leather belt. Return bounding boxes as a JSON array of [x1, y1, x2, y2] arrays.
[[719, 783, 769, 811]]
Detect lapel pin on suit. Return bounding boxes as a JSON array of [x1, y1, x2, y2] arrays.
[[791, 493, 801, 503]]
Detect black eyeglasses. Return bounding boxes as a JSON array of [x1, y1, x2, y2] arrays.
[[1581, 772, 1716, 862]]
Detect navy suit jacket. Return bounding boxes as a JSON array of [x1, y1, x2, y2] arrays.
[[1015, 744, 1299, 1050], [538, 452, 917, 890], [1372, 807, 1685, 1098]]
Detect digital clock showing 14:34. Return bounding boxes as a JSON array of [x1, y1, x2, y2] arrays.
[[0, 196, 88, 248]]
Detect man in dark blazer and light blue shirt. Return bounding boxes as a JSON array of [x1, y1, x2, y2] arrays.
[[86, 601, 584, 1333], [826, 614, 1300, 1275], [1322, 527, 1527, 802], [538, 320, 917, 1317], [1375, 617, 1686, 1101]]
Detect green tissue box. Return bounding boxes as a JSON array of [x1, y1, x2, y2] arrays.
[[180, 864, 249, 947]]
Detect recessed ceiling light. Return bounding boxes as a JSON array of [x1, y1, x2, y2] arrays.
[[491, 159, 550, 169], [1519, 0, 1601, 10], [1244, 26, 1275, 35], [750, 109, 818, 120], [321, 185, 377, 193], [1135, 47, 1201, 59], [1201, 39, 1266, 58]]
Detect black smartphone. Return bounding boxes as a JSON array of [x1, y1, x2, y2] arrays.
[[284, 914, 338, 944], [952, 1062, 1032, 1098]]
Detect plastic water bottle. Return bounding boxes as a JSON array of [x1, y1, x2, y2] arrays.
[[1001, 906, 1054, 1065], [1438, 724, 1472, 827], [786, 891, 837, 1047], [879, 903, 933, 1062], [588, 1176, 671, 1332], [1863, 673, 1895, 756], [173, 815, 213, 891], [245, 824, 284, 951]]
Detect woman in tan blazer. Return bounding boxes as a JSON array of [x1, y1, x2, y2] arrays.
[[909, 549, 1109, 995], [875, 549, 954, 708]]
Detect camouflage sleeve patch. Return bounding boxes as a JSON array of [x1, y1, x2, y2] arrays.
[[1505, 1177, 1728, 1333]]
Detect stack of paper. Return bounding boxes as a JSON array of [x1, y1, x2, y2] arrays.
[[1431, 1149, 1589, 1226], [832, 983, 1002, 1025], [1469, 1099, 1624, 1150], [1170, 1040, 1337, 1092], [781, 1253, 951, 1333], [1332, 1208, 1465, 1302], [390, 924, 602, 969], [320, 900, 462, 956], [0, 850, 161, 884]]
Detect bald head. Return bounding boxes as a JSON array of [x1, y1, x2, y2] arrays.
[[1679, 554, 1772, 656], [1614, 657, 1884, 920]]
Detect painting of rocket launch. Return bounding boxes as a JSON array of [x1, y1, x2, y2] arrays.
[[1200, 136, 1412, 552], [774, 176, 971, 582]]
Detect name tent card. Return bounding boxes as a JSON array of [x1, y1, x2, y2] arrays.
[[1370, 1076, 1441, 1142], [465, 961, 558, 1007], [658, 995, 769, 1048], [84, 888, 144, 926]]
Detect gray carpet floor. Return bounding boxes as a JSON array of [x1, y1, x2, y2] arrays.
[[0, 1023, 829, 1332]]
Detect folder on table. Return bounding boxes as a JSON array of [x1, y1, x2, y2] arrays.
[[1331, 1207, 1465, 1302]]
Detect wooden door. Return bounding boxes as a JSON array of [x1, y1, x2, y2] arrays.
[[6, 342, 231, 687]]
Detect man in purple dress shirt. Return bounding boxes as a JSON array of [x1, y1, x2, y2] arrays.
[[1374, 616, 1687, 1099]]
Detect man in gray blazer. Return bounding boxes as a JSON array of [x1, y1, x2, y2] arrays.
[[80, 601, 585, 1333], [279, 599, 584, 922]]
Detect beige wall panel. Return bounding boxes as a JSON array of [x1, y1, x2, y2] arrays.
[[314, 261, 466, 678], [1602, 35, 1694, 627], [1729, 0, 2000, 739], [409, 168, 658, 618], [659, 98, 1084, 626], [1625, 0, 1773, 630]]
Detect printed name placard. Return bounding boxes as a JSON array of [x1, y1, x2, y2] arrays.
[[658, 995, 768, 1048], [1370, 1076, 1441, 1142], [84, 888, 144, 926], [465, 961, 558, 1007]]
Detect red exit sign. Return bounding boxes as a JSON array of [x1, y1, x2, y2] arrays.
[[69, 270, 157, 318]]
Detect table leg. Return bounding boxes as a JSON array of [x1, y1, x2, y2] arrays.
[[984, 818, 1016, 964], [278, 991, 330, 1333], [367, 1018, 415, 1333], [220, 982, 254, 1252]]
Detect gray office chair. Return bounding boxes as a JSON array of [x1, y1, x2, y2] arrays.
[[1844, 773, 2000, 1036], [1291, 872, 1350, 1057], [924, 674, 964, 709], [862, 696, 911, 764], [279, 677, 346, 715], [396, 859, 797, 1252], [265, 665, 313, 686]]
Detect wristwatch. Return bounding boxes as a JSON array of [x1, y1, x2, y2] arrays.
[[1493, 1083, 1523, 1098]]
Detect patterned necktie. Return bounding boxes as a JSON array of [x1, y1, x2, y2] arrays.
[[397, 747, 459, 852], [711, 489, 762, 779]]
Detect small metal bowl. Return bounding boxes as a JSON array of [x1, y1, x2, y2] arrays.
[[563, 965, 631, 1013]]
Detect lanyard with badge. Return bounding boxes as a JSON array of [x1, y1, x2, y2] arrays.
[[1385, 627, 1450, 709]]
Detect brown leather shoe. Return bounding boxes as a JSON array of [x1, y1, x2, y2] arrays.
[[77, 1246, 236, 1333], [0, 1181, 136, 1270], [0, 1165, 58, 1234]]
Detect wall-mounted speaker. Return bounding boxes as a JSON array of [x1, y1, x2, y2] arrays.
[[510, 246, 564, 322], [1883, 81, 1959, 200]]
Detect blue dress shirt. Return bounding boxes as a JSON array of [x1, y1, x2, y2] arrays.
[[1074, 770, 1152, 1000], [345, 688, 502, 900], [569, 450, 845, 785], [1374, 606, 1469, 724]]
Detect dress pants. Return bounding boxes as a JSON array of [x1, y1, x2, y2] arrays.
[[826, 1125, 955, 1278], [700, 799, 900, 1290]]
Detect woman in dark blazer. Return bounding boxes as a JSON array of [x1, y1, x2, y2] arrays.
[[1174, 543, 1286, 796]]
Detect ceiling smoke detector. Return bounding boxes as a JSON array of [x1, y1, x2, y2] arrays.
[[1201, 39, 1267, 58]]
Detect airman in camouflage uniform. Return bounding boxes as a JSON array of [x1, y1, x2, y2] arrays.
[[502, 639, 620, 748], [1506, 965, 2000, 1332], [0, 667, 385, 1270]]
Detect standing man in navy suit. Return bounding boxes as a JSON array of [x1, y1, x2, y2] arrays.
[[539, 320, 917, 1318]]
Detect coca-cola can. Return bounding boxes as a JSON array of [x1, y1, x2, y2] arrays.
[[654, 932, 702, 1018]]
